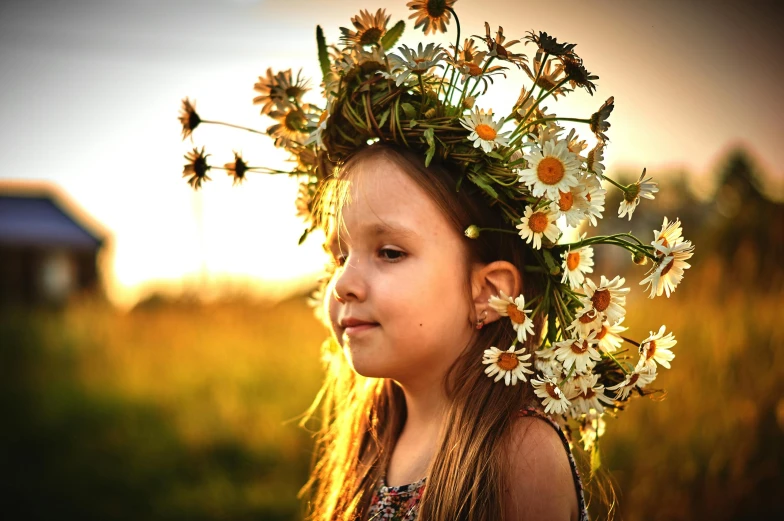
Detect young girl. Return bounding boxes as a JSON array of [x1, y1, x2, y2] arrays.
[[178, 3, 693, 519], [303, 143, 588, 521]]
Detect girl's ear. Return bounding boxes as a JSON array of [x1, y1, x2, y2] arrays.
[[470, 261, 522, 325]]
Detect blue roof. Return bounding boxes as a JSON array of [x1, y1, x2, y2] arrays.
[[0, 194, 104, 250]]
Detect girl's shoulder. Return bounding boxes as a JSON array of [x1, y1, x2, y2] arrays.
[[505, 405, 590, 521]]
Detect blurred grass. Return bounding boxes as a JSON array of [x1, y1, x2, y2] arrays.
[[1, 254, 783, 520], [0, 297, 327, 521]]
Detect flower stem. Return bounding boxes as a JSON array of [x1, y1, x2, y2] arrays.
[[201, 120, 266, 136]]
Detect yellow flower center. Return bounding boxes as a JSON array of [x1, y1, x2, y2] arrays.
[[545, 382, 561, 399], [570, 340, 589, 354], [595, 324, 608, 340], [475, 123, 497, 141], [645, 340, 657, 360], [506, 303, 526, 324], [536, 157, 565, 185], [591, 288, 611, 312], [579, 309, 597, 324], [466, 62, 483, 76], [528, 211, 549, 233], [566, 251, 581, 271], [497, 352, 519, 371], [580, 388, 596, 399], [586, 192, 592, 202], [558, 190, 574, 211], [629, 373, 640, 385], [426, 0, 448, 17], [359, 27, 383, 46], [318, 110, 329, 126], [660, 257, 674, 276]]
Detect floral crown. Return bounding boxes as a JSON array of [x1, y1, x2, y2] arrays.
[[178, 0, 695, 470]]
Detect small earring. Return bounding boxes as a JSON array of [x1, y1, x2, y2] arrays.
[[476, 310, 488, 330]]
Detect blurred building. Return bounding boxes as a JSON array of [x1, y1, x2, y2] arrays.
[[0, 185, 107, 306]]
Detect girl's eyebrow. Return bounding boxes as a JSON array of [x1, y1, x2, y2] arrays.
[[325, 222, 418, 250]]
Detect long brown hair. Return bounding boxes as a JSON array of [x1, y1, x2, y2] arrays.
[[300, 144, 609, 520]]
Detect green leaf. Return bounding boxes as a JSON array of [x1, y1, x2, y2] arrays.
[[408, 119, 418, 128], [298, 226, 310, 245], [424, 127, 436, 167], [377, 109, 390, 128], [455, 174, 465, 192], [380, 21, 405, 51], [487, 150, 505, 160], [547, 309, 557, 344], [467, 173, 498, 199], [316, 26, 330, 82], [543, 250, 561, 275], [400, 103, 416, 120]]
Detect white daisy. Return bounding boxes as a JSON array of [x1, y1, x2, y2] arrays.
[[579, 409, 606, 452], [304, 108, 330, 149], [581, 173, 606, 226], [564, 128, 587, 156], [531, 374, 571, 415], [652, 216, 685, 253], [639, 240, 694, 298], [579, 275, 630, 326], [487, 290, 535, 342], [388, 42, 446, 86], [561, 242, 594, 290], [549, 185, 588, 228], [516, 205, 560, 250], [482, 344, 534, 386], [567, 307, 603, 339], [618, 168, 658, 220], [635, 325, 677, 372], [585, 141, 606, 178], [459, 107, 511, 153], [566, 372, 615, 416], [535, 357, 564, 378], [554, 336, 602, 373], [607, 365, 657, 400], [593, 318, 627, 354], [519, 137, 581, 200]]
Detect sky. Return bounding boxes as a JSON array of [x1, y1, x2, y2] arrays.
[[0, 0, 782, 308]]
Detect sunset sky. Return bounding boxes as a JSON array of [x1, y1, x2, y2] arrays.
[[1, 0, 782, 308]]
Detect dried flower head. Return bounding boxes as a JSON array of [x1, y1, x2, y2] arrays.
[[407, 0, 456, 35], [182, 146, 211, 190], [178, 97, 201, 141]]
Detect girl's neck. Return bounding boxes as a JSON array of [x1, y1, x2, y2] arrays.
[[384, 379, 448, 486]]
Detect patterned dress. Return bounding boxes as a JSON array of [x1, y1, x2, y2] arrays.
[[366, 406, 589, 520]]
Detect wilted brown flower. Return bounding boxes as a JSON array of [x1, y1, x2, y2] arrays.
[[182, 147, 211, 190], [531, 55, 570, 99], [590, 96, 614, 142], [267, 108, 308, 149], [562, 54, 599, 95], [447, 42, 507, 93], [407, 0, 456, 35], [224, 151, 249, 185], [178, 97, 201, 141], [525, 31, 576, 57], [253, 68, 309, 115], [340, 8, 390, 47], [479, 23, 528, 68]]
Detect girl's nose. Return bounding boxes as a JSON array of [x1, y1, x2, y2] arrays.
[[332, 255, 367, 302]]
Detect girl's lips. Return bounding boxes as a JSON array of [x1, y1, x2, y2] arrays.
[[343, 323, 379, 336]]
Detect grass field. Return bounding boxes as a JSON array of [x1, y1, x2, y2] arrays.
[[1, 255, 782, 520]]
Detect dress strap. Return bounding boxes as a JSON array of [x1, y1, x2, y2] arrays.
[[517, 406, 590, 521]]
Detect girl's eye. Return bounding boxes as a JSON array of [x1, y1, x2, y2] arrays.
[[379, 248, 406, 262]]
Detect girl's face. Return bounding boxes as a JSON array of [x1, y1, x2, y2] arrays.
[[325, 154, 476, 388]]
